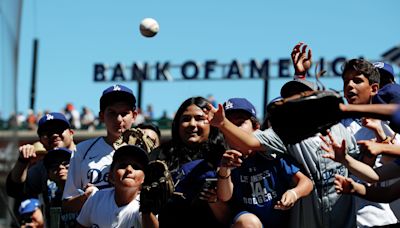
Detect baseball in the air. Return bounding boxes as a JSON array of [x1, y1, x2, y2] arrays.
[[140, 18, 159, 38]]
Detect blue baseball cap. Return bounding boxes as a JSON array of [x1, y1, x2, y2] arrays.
[[43, 148, 72, 170], [373, 62, 395, 81], [223, 98, 257, 118], [19, 198, 41, 215], [100, 84, 136, 111], [372, 83, 400, 104], [37, 112, 70, 136]]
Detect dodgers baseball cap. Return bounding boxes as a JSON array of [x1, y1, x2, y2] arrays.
[[19, 198, 41, 215], [37, 112, 70, 136], [43, 148, 72, 171], [372, 83, 400, 104], [373, 62, 395, 81], [280, 78, 317, 98], [223, 98, 257, 118], [112, 145, 149, 170], [100, 84, 136, 111]]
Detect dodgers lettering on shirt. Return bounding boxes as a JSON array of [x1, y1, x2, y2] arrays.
[[240, 169, 278, 205]]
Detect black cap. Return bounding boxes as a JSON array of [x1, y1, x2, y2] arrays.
[[112, 145, 149, 170], [43, 148, 72, 170]]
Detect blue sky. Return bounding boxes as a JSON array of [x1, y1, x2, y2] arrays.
[[13, 0, 400, 119]]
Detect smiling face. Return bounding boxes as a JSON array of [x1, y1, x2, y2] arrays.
[[100, 102, 137, 142], [178, 104, 211, 147], [343, 69, 378, 104], [39, 124, 74, 150]]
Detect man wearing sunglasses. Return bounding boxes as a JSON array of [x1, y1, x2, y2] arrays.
[[6, 112, 76, 227]]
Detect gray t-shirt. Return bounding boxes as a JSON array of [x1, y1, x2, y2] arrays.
[[253, 123, 359, 228]]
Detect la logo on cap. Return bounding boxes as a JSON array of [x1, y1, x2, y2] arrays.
[[225, 101, 233, 109], [373, 62, 384, 68], [113, 85, 121, 91], [46, 114, 54, 121]]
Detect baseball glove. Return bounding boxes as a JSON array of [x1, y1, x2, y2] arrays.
[[267, 90, 344, 144], [140, 160, 175, 214], [113, 127, 156, 153]]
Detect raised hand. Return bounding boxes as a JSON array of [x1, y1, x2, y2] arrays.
[[291, 42, 312, 77], [320, 131, 347, 163], [204, 103, 225, 127]]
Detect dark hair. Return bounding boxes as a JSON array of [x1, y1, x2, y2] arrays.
[[156, 97, 226, 171], [171, 97, 222, 145], [342, 59, 380, 85], [225, 110, 260, 130]]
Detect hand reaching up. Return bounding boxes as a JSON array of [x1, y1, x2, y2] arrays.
[[291, 42, 312, 77], [204, 103, 225, 128], [320, 131, 347, 163]]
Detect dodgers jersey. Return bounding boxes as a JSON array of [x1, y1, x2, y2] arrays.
[[77, 188, 141, 228], [63, 137, 114, 200]]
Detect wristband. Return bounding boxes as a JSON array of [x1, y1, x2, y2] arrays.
[[217, 170, 231, 179], [288, 189, 298, 201]]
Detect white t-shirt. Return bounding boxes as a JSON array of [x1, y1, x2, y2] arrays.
[[77, 188, 141, 228], [341, 118, 399, 227], [63, 137, 114, 200]]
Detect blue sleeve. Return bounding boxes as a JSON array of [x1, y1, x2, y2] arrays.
[[394, 158, 400, 166], [279, 156, 300, 176]]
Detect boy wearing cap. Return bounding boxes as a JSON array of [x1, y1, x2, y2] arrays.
[[76, 145, 158, 228], [372, 62, 400, 104], [43, 148, 78, 227], [216, 98, 313, 227], [6, 112, 76, 226], [63, 84, 138, 212], [204, 44, 364, 227], [293, 44, 400, 226], [18, 198, 44, 228], [206, 83, 359, 228]]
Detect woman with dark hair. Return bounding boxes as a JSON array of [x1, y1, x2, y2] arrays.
[[149, 96, 228, 228], [150, 96, 226, 172]]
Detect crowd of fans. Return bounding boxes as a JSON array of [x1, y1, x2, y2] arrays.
[[4, 42, 400, 228]]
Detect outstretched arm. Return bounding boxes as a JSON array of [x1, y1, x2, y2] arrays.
[[358, 140, 400, 157], [340, 103, 398, 120], [335, 175, 400, 203], [205, 104, 263, 153], [320, 132, 380, 182]]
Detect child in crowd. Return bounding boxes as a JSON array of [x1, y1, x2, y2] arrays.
[[216, 98, 313, 227], [63, 84, 139, 212], [76, 145, 157, 228], [18, 198, 44, 228]]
